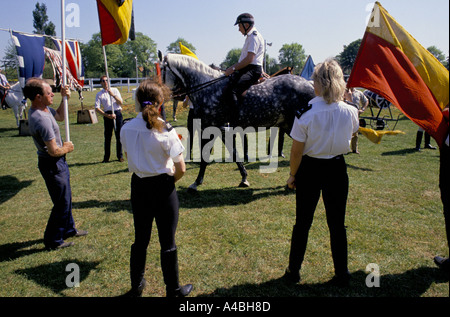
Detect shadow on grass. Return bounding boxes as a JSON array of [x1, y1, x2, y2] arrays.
[[178, 185, 293, 209], [72, 199, 132, 213], [197, 267, 448, 297], [0, 175, 33, 204], [0, 239, 45, 262], [14, 259, 101, 296], [380, 148, 440, 156]]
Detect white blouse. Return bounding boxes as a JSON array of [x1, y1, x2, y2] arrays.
[[120, 113, 185, 178], [290, 96, 359, 159]]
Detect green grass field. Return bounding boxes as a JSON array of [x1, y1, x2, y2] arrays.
[[0, 86, 448, 297]]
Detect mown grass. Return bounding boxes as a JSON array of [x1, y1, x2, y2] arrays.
[[0, 86, 448, 298]]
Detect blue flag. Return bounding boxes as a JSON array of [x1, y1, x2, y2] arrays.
[[12, 32, 46, 87], [300, 55, 315, 81]]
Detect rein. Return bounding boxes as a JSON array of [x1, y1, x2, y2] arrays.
[[163, 57, 228, 99], [171, 76, 228, 99]]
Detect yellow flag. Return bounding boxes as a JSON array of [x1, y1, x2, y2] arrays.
[[179, 42, 198, 60], [359, 127, 405, 144]]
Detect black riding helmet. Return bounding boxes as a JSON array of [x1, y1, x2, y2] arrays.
[[234, 13, 255, 35]]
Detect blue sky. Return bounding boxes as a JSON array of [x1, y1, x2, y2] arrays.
[[0, 0, 448, 67]]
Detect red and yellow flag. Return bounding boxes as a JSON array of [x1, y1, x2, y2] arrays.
[[348, 2, 449, 146], [96, 0, 133, 46]]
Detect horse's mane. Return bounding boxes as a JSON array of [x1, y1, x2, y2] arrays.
[[167, 54, 223, 80]]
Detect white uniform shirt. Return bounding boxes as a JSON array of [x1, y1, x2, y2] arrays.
[[95, 87, 122, 112], [239, 27, 265, 66], [0, 73, 9, 86], [120, 113, 185, 178], [290, 96, 359, 159]]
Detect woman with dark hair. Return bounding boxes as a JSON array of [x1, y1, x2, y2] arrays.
[[120, 79, 192, 297]]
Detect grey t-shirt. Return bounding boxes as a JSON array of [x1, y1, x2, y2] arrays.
[[28, 107, 62, 158]]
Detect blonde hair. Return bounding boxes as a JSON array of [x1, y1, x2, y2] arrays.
[[312, 58, 346, 104], [135, 78, 171, 132]]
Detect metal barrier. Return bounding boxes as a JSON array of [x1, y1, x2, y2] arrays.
[[84, 77, 146, 92]]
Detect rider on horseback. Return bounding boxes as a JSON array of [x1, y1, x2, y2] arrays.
[[0, 68, 11, 109], [223, 13, 267, 128]]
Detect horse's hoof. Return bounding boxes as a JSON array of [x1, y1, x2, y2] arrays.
[[239, 180, 250, 188], [188, 183, 198, 193]]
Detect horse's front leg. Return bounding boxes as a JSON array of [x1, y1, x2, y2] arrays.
[[188, 133, 211, 192], [188, 160, 207, 192], [236, 161, 249, 187], [13, 105, 20, 127]]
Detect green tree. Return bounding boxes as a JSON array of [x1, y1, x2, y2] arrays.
[[427, 46, 448, 68], [123, 33, 158, 77], [336, 39, 361, 75], [166, 37, 196, 54], [81, 32, 158, 78], [33, 2, 56, 36], [220, 48, 242, 70], [278, 43, 307, 74], [32, 2, 56, 79], [2, 41, 18, 80], [265, 55, 279, 75]]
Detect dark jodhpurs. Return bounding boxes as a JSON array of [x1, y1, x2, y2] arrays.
[[129, 173, 180, 289], [103, 110, 123, 161], [288, 155, 349, 276], [224, 64, 262, 125]]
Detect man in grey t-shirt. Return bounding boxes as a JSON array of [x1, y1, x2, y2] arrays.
[[25, 78, 87, 250]]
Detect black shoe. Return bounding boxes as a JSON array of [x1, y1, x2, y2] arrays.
[[283, 267, 300, 284], [123, 279, 146, 297], [102, 159, 109, 163], [434, 256, 450, 272], [328, 271, 351, 287], [166, 284, 193, 297], [424, 144, 437, 150]]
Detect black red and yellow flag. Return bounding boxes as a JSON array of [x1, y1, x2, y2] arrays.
[[348, 2, 449, 146], [96, 0, 134, 46]]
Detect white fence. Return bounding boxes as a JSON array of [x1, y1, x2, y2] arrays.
[[84, 77, 146, 92]]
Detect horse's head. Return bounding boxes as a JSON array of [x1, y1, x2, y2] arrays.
[[161, 54, 184, 97]]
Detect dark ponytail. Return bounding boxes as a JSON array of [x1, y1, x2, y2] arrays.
[[136, 79, 170, 132]]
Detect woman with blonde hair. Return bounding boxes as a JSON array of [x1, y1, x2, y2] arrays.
[[284, 59, 359, 286], [120, 79, 193, 297]]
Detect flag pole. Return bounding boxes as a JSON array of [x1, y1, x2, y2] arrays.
[[61, 0, 70, 142], [102, 45, 116, 130]]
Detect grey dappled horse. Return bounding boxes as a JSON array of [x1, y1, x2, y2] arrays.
[[162, 54, 315, 191]]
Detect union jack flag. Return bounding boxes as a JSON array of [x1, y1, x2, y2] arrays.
[[52, 39, 85, 87]]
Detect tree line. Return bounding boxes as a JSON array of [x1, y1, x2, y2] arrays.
[[2, 2, 449, 81]]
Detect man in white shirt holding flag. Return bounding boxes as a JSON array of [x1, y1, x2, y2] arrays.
[[95, 75, 125, 163]]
